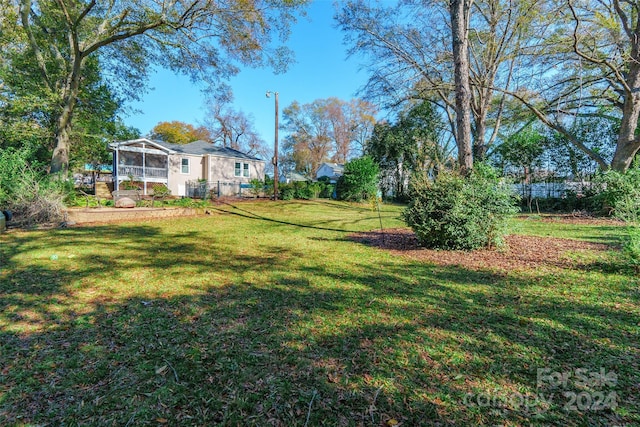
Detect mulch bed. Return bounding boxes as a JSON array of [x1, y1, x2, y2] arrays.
[[350, 228, 616, 272]]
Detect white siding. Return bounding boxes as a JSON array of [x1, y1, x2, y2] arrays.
[[316, 164, 332, 179], [316, 163, 343, 180], [167, 155, 205, 196], [208, 156, 265, 182]]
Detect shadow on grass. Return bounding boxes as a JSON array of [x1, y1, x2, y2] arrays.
[[211, 201, 399, 234], [1, 225, 638, 426], [305, 199, 405, 213], [512, 219, 627, 246]]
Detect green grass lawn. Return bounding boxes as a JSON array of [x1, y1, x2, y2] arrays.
[[1, 200, 638, 426]]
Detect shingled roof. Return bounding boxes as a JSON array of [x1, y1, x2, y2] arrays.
[[153, 140, 262, 161], [109, 138, 262, 161]]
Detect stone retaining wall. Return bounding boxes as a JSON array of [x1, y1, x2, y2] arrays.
[[65, 207, 202, 224]]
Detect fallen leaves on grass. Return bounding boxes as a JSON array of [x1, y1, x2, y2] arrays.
[[351, 228, 614, 272]]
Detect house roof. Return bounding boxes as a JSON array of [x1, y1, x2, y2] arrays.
[[281, 172, 309, 182], [319, 162, 344, 173], [155, 140, 262, 161], [109, 138, 174, 153], [109, 138, 263, 161]]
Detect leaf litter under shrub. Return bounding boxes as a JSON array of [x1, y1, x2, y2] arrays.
[[351, 228, 616, 272]]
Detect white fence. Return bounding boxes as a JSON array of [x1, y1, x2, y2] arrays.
[[186, 180, 252, 198], [513, 181, 598, 199]]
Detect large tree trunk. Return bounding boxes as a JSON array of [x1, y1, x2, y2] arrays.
[[612, 62, 640, 171], [450, 0, 474, 174], [472, 107, 488, 161], [50, 54, 83, 177], [472, 79, 497, 161], [395, 161, 403, 199], [50, 118, 72, 177], [611, 139, 640, 171]]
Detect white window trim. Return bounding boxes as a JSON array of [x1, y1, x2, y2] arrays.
[[181, 158, 190, 174], [234, 161, 252, 178]]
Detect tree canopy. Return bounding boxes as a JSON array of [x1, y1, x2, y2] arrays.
[[202, 102, 267, 158], [336, 0, 534, 172], [336, 156, 379, 202], [281, 97, 377, 176], [337, 0, 640, 172], [367, 101, 451, 200], [0, 28, 140, 169], [2, 0, 308, 176], [150, 121, 211, 145]]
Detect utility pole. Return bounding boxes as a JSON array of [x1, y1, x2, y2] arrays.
[[266, 91, 279, 200]]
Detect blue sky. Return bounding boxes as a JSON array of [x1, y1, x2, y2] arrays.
[[125, 0, 369, 148]]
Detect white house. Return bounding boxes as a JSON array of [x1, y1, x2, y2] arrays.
[[280, 171, 309, 183], [316, 162, 344, 183], [109, 138, 265, 197]]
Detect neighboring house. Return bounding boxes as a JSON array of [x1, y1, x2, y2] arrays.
[[316, 162, 344, 183], [280, 171, 309, 184], [109, 138, 265, 197]]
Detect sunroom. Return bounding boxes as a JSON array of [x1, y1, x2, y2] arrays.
[[108, 138, 173, 195]]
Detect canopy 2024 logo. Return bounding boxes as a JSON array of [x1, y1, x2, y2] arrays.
[[537, 368, 618, 412]]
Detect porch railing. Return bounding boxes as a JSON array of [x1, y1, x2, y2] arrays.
[[118, 166, 168, 179]]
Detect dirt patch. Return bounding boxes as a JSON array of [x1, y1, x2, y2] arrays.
[[351, 228, 615, 272]]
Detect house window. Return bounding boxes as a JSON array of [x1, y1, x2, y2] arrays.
[[181, 158, 189, 174], [234, 162, 251, 178]]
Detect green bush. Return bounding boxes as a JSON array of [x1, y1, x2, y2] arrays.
[[276, 180, 333, 200], [307, 182, 321, 198], [317, 177, 335, 198], [592, 169, 640, 271], [622, 226, 640, 271], [152, 185, 171, 199], [336, 156, 379, 202], [292, 181, 313, 199], [403, 163, 519, 250], [249, 179, 264, 198], [166, 197, 208, 208], [594, 169, 640, 221], [68, 192, 110, 208], [0, 147, 33, 205], [264, 176, 275, 199], [0, 148, 70, 226], [278, 183, 295, 200], [151, 185, 171, 207], [122, 174, 141, 190]]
